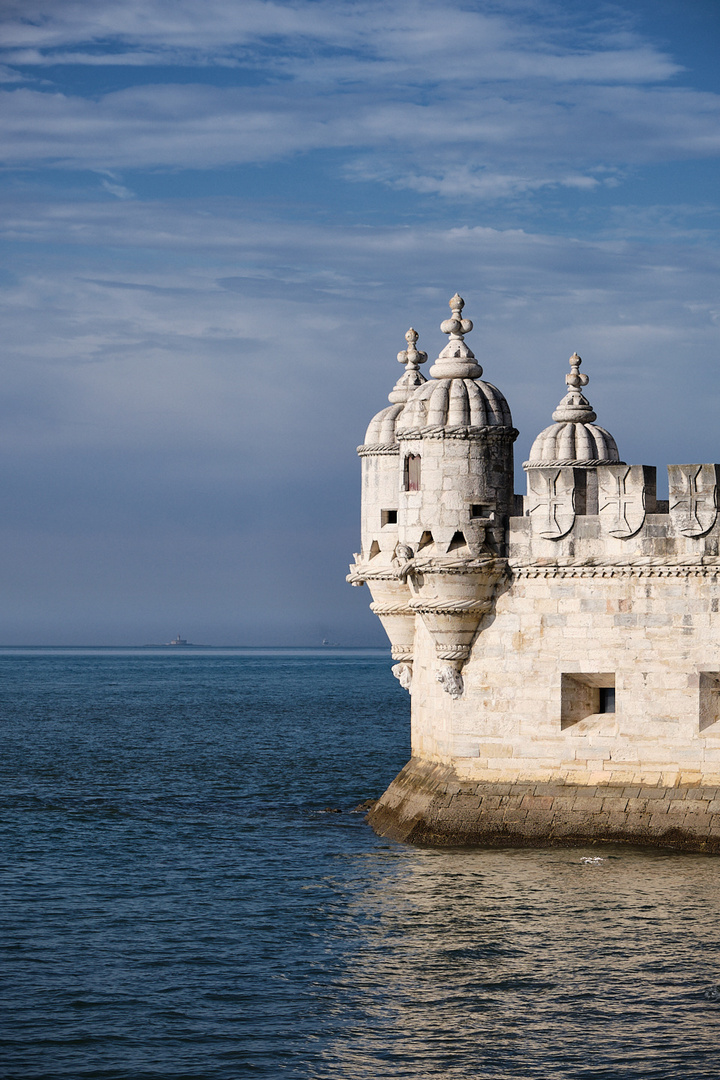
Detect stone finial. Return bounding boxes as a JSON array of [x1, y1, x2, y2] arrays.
[[397, 327, 427, 371], [388, 327, 428, 403], [566, 352, 588, 391], [440, 294, 473, 339], [429, 294, 483, 380], [551, 353, 597, 424]]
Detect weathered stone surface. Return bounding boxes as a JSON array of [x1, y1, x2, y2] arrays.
[[368, 759, 720, 852]]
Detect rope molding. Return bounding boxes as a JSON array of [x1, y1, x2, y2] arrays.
[[369, 602, 414, 615], [523, 459, 625, 468], [397, 425, 517, 441], [357, 444, 400, 456], [409, 598, 493, 615], [436, 646, 471, 660]]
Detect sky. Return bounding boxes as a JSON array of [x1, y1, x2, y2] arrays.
[[0, 0, 719, 645]]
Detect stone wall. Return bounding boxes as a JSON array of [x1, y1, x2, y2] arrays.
[[407, 550, 720, 787], [369, 758, 720, 852]]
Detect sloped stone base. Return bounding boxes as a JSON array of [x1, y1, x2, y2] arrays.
[[368, 758, 720, 852]]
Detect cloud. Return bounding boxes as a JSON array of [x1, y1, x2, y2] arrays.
[[0, 0, 681, 83], [0, 79, 718, 183], [0, 192, 718, 641], [1, 196, 718, 466], [0, 1, 714, 204]]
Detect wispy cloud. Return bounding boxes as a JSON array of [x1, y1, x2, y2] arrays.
[[0, 1, 715, 202]]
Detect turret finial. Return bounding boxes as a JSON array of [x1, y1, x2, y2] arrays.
[[566, 352, 589, 391], [551, 353, 596, 424], [440, 294, 473, 342], [429, 293, 483, 380], [388, 328, 428, 403], [397, 328, 428, 372]]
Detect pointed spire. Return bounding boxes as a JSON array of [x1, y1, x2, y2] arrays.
[[551, 353, 597, 424], [429, 294, 483, 380], [388, 327, 427, 403]]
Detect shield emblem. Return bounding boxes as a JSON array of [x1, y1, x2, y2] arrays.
[[527, 467, 576, 539], [598, 465, 651, 538], [669, 464, 719, 537]]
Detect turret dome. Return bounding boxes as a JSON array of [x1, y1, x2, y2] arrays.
[[397, 376, 512, 433], [396, 295, 513, 436], [362, 328, 428, 447], [524, 353, 622, 467]]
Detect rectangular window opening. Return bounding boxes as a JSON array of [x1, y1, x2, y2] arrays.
[[699, 672, 720, 732], [470, 504, 492, 519], [561, 673, 616, 730], [599, 687, 615, 714], [404, 454, 421, 492], [381, 509, 398, 527]]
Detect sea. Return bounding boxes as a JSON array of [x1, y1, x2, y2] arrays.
[[1, 647, 720, 1080]]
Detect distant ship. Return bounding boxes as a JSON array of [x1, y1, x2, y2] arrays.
[[142, 634, 205, 648]]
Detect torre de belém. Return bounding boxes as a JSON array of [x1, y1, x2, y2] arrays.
[[349, 294, 720, 852]]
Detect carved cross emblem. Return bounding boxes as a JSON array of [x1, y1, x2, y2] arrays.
[[598, 466, 647, 538], [527, 468, 576, 539], [669, 464, 718, 537]]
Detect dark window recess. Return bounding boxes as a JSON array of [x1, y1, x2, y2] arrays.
[[417, 530, 433, 551], [381, 509, 398, 526], [448, 531, 467, 552], [471, 504, 492, 518], [599, 687, 616, 714], [404, 454, 421, 491], [368, 540, 380, 559]]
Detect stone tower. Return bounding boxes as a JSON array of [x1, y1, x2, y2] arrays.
[[350, 294, 720, 853], [349, 295, 517, 696]]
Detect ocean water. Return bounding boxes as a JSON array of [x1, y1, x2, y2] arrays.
[[1, 648, 720, 1080]]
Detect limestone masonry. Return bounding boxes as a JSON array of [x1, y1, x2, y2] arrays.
[[348, 294, 720, 852]]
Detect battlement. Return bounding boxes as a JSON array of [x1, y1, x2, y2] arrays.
[[514, 463, 720, 564]]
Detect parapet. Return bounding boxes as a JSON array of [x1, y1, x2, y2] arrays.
[[512, 463, 720, 567]]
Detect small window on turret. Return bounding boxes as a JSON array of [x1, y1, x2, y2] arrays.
[[381, 509, 398, 526], [404, 454, 421, 491], [471, 504, 492, 518], [448, 531, 467, 552]]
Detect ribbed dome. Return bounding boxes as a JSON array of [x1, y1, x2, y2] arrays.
[[524, 352, 622, 468], [364, 403, 406, 446], [397, 377, 512, 433], [526, 421, 619, 466]]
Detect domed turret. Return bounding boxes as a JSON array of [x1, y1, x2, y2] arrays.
[[397, 295, 512, 436], [358, 328, 428, 562], [350, 295, 518, 697], [396, 295, 517, 695], [396, 294, 517, 558], [525, 353, 621, 467], [349, 329, 429, 680]]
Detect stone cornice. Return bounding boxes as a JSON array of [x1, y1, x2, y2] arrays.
[[511, 556, 720, 579]]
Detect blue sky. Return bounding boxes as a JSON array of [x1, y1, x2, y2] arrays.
[[0, 0, 718, 645]]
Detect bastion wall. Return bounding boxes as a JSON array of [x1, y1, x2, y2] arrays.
[[352, 296, 720, 851]]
